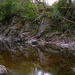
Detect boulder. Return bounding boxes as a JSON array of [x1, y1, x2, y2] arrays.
[[0, 65, 8, 75]]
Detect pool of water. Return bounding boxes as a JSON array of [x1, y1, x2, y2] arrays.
[[0, 51, 75, 75], [7, 62, 52, 75]]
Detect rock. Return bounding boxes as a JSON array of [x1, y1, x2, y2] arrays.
[[72, 68, 75, 72], [0, 65, 8, 75]]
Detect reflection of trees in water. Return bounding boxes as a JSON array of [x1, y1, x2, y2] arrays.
[[0, 38, 75, 75], [0, 39, 16, 57], [51, 64, 75, 75]]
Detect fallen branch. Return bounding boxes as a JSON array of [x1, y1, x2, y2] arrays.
[[63, 17, 75, 25], [19, 14, 44, 37], [18, 23, 29, 37], [31, 14, 43, 23], [2, 26, 11, 36], [59, 7, 75, 10]]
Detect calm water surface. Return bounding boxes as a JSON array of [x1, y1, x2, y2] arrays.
[[0, 51, 75, 75]]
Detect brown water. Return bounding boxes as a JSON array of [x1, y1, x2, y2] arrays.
[[0, 51, 75, 75]]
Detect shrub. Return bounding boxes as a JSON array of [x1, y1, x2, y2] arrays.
[[0, 0, 21, 22], [49, 0, 75, 34], [51, 2, 63, 21], [0, 0, 39, 23], [21, 1, 39, 21]]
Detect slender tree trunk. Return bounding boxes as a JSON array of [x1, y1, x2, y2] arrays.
[[68, 0, 72, 5]]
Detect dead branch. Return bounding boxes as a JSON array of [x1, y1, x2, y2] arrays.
[[2, 26, 11, 36], [59, 7, 75, 10], [31, 14, 43, 23], [63, 17, 75, 25], [19, 14, 43, 37]]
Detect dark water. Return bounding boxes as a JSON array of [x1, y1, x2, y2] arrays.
[[0, 51, 75, 75]]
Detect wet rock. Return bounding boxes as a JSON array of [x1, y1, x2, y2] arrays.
[[0, 65, 8, 75], [72, 68, 75, 72]]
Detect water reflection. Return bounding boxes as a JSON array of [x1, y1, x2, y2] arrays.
[[8, 69, 52, 75], [0, 51, 75, 75], [8, 66, 52, 75], [72, 68, 75, 72], [37, 70, 51, 75]]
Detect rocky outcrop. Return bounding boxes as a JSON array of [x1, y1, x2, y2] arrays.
[[0, 65, 8, 75]]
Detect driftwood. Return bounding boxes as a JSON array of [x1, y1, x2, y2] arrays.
[[31, 14, 43, 23], [1, 40, 15, 61], [2, 26, 11, 36], [19, 14, 43, 37], [18, 23, 29, 37]]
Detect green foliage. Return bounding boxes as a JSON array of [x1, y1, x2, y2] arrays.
[[58, 0, 74, 19], [0, 0, 21, 21], [22, 1, 39, 21], [51, 2, 63, 21], [58, 0, 68, 7], [50, 0, 75, 34], [0, 0, 39, 22], [51, 9, 63, 21], [51, 1, 59, 9], [51, 0, 75, 21]]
